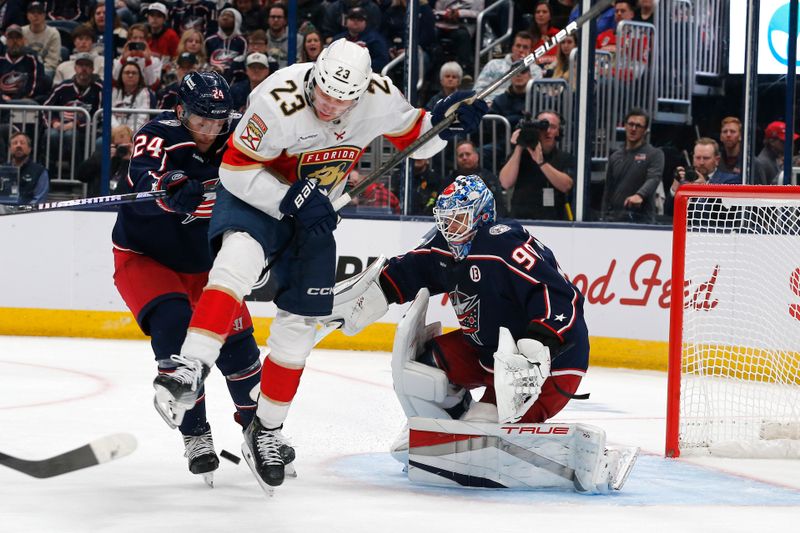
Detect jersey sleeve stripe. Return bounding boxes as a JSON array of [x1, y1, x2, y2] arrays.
[[551, 369, 586, 377], [380, 271, 406, 304], [383, 109, 426, 151]]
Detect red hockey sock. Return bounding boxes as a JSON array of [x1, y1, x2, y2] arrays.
[[260, 356, 304, 403], [189, 288, 241, 339]]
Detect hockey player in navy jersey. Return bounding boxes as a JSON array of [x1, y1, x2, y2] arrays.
[[328, 174, 588, 426], [112, 71, 264, 486]]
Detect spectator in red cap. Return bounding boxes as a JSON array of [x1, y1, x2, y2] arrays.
[[758, 121, 799, 184]]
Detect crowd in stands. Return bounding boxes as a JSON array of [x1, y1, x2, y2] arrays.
[[0, 0, 795, 225]]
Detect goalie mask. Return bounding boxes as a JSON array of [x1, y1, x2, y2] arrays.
[[177, 71, 235, 136], [433, 175, 496, 261], [305, 38, 372, 121]]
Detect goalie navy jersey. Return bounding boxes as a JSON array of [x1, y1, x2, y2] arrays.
[[381, 221, 588, 371], [112, 111, 235, 273]]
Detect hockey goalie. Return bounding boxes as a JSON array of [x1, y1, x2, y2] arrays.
[[321, 175, 638, 493]]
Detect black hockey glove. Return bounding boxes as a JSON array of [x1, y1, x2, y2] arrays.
[[431, 90, 489, 140], [279, 178, 337, 237], [158, 170, 204, 214]]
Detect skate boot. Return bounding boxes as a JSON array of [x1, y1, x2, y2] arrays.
[[241, 417, 295, 496], [183, 424, 219, 487], [153, 354, 210, 428]]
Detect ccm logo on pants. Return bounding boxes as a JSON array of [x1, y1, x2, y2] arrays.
[[307, 287, 333, 295]]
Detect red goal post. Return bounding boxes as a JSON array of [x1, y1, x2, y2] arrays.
[[666, 184, 800, 458]]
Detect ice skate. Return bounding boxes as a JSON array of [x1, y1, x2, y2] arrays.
[[183, 425, 219, 487], [153, 354, 210, 428], [241, 417, 296, 496]]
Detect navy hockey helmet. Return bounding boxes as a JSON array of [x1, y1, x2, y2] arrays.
[[177, 71, 235, 135], [433, 175, 496, 261]]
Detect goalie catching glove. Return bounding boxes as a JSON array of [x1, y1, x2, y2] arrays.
[[493, 327, 551, 423], [319, 255, 389, 335]]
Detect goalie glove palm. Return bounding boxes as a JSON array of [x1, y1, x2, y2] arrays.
[[493, 327, 551, 423]]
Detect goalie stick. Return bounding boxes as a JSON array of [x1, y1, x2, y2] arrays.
[[0, 433, 137, 478], [330, 0, 613, 211]]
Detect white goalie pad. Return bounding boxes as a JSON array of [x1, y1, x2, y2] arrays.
[[321, 255, 389, 336], [390, 288, 450, 420], [493, 327, 552, 423], [406, 418, 639, 494]]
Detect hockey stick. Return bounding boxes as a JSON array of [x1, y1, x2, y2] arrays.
[[331, 0, 613, 211], [0, 189, 171, 216], [0, 433, 137, 478]]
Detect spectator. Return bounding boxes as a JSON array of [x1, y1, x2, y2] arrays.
[[347, 168, 401, 214], [77, 124, 132, 196], [635, 0, 656, 24], [451, 139, 507, 216], [334, 7, 390, 72], [434, 0, 484, 77], [0, 25, 47, 102], [549, 0, 576, 30], [161, 27, 209, 86], [489, 61, 530, 131], [758, 121, 798, 185], [718, 116, 767, 183], [43, 53, 103, 164], [87, 1, 126, 57], [300, 30, 323, 63], [671, 138, 740, 196], [321, 0, 382, 42], [548, 32, 577, 82], [266, 3, 303, 69], [596, 0, 636, 53], [114, 23, 163, 90], [473, 31, 542, 106], [146, 2, 180, 61], [22, 1, 61, 82], [170, 0, 217, 36], [206, 7, 247, 83], [601, 108, 664, 223], [297, 0, 325, 35], [234, 0, 266, 34], [247, 29, 268, 54], [158, 52, 199, 109], [231, 52, 270, 111], [111, 59, 157, 133], [569, 1, 615, 33], [529, 0, 559, 66], [394, 158, 441, 215], [53, 25, 103, 85], [425, 61, 462, 111], [45, 0, 91, 30], [0, 0, 27, 31], [9, 132, 48, 205], [382, 0, 436, 64], [499, 110, 574, 220]]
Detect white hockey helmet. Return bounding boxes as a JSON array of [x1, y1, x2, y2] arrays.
[[311, 39, 372, 101]]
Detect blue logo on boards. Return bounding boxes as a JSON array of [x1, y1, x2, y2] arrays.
[[768, 2, 800, 66]]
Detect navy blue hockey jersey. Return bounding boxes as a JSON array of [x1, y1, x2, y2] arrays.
[[112, 111, 234, 273], [381, 221, 588, 371]]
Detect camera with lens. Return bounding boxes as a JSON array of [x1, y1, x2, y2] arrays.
[[516, 112, 551, 150], [674, 166, 700, 182]]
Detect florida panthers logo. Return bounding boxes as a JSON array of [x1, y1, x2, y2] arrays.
[[298, 146, 361, 189], [449, 286, 482, 345], [0, 71, 27, 97]]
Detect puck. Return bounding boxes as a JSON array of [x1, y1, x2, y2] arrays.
[[220, 449, 241, 464]]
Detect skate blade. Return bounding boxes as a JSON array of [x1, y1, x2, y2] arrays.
[[202, 472, 214, 488], [240, 442, 278, 498], [152, 390, 189, 429], [611, 446, 639, 491], [285, 463, 297, 479]]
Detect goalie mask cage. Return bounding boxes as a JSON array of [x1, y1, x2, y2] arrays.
[[666, 185, 800, 458]]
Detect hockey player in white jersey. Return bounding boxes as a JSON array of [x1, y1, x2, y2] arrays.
[[152, 38, 489, 494]]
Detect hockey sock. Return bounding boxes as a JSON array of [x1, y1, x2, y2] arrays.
[[178, 386, 208, 436], [256, 356, 305, 428], [182, 288, 242, 367], [219, 332, 261, 428], [146, 298, 193, 360]]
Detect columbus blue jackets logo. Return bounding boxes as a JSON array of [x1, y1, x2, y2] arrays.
[[209, 49, 241, 72], [0, 71, 27, 96], [298, 146, 361, 189], [449, 286, 483, 345]]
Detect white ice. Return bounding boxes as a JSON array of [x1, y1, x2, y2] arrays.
[[0, 336, 798, 532]]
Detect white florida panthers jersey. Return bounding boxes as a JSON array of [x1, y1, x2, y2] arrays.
[[219, 62, 447, 218]]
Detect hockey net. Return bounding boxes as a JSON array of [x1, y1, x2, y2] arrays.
[[666, 185, 800, 458]]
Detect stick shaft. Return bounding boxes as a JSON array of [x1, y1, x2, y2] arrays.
[[0, 189, 168, 216], [333, 0, 613, 211]]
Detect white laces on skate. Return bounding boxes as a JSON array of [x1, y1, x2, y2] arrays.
[[255, 429, 288, 466], [183, 429, 215, 461], [169, 354, 206, 391]]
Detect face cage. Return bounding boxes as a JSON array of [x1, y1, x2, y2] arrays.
[[180, 108, 232, 136], [434, 205, 478, 260], [305, 76, 360, 122]]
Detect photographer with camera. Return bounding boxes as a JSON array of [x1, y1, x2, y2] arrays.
[[670, 137, 738, 195], [113, 23, 163, 90], [601, 108, 663, 223], [499, 110, 575, 220]]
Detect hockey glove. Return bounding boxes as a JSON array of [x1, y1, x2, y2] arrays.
[[279, 178, 337, 237], [431, 90, 489, 140], [493, 327, 551, 423], [157, 170, 205, 214]]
